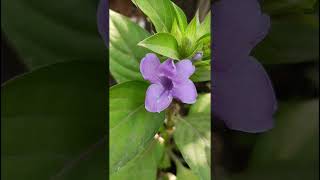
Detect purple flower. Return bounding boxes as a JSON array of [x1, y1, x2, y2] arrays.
[[140, 53, 198, 113], [212, 0, 277, 132]]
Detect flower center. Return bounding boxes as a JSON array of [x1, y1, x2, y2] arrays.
[[160, 76, 173, 90]]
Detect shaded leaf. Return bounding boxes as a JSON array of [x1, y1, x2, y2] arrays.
[[1, 61, 107, 179], [1, 0, 105, 69], [233, 100, 319, 180], [253, 15, 319, 64], [262, 0, 317, 15], [250, 100, 319, 165]]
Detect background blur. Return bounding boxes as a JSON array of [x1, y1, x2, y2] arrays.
[[1, 0, 319, 180], [213, 1, 319, 180]]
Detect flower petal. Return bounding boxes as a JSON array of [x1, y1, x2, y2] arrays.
[[140, 53, 161, 84], [145, 84, 173, 113], [213, 57, 277, 133], [173, 60, 195, 83], [97, 0, 108, 47], [158, 59, 177, 78], [172, 79, 197, 104], [212, 0, 270, 71]]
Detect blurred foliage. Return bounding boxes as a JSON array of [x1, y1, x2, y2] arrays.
[[217, 0, 319, 179], [1, 0, 105, 69], [1, 62, 107, 179]]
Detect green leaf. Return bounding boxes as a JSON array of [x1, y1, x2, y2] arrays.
[[171, 19, 183, 45], [262, 0, 317, 15], [110, 81, 164, 174], [1, 61, 107, 179], [189, 93, 211, 115], [109, 10, 150, 83], [176, 163, 200, 180], [172, 2, 188, 32], [158, 152, 171, 169], [250, 100, 319, 166], [197, 12, 211, 39], [190, 60, 211, 82], [253, 15, 319, 64], [138, 33, 180, 59], [1, 0, 105, 69], [174, 114, 211, 180], [132, 0, 175, 32], [180, 14, 203, 59], [110, 140, 164, 180], [197, 35, 211, 60], [185, 16, 199, 42]]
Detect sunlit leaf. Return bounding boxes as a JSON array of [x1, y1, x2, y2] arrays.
[[111, 140, 164, 180], [174, 113, 211, 180], [132, 0, 175, 32], [138, 33, 180, 59], [109, 10, 150, 83]]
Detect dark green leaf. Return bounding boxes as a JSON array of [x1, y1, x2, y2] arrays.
[[231, 163, 318, 180], [138, 33, 180, 59], [109, 10, 150, 83], [250, 100, 319, 166], [253, 15, 319, 64], [1, 61, 107, 179], [132, 0, 175, 32], [262, 0, 317, 15], [110, 81, 164, 174], [174, 114, 211, 180], [234, 100, 319, 180], [1, 0, 105, 69]]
